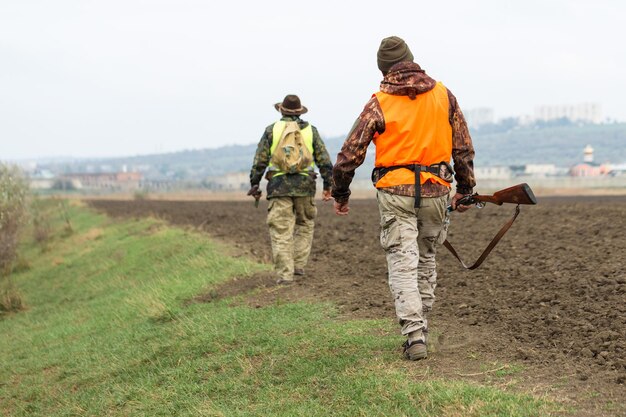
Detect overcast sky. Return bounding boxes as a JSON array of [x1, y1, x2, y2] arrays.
[[1, 0, 624, 160]]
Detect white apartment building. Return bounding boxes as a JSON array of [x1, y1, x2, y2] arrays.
[[534, 103, 602, 123], [524, 164, 558, 177], [464, 107, 495, 129], [474, 166, 512, 180]]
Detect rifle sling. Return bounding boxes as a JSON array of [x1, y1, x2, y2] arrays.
[[443, 205, 521, 270]]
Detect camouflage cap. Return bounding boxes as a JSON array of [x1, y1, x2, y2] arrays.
[[377, 36, 414, 73]]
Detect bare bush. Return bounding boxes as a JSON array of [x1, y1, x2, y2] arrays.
[[33, 213, 52, 244], [57, 198, 74, 235], [0, 279, 24, 314], [0, 164, 29, 275], [31, 197, 52, 245], [133, 189, 150, 201]]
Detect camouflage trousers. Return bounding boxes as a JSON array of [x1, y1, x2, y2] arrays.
[[377, 190, 449, 338], [267, 196, 318, 281]]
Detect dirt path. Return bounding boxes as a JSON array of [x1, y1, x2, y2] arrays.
[[89, 196, 626, 416]]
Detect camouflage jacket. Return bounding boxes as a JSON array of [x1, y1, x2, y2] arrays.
[[250, 116, 333, 199], [332, 61, 476, 203]]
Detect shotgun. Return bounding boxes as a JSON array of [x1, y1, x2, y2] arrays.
[[444, 183, 537, 269], [448, 183, 537, 212]]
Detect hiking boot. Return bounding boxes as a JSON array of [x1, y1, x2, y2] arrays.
[[402, 339, 428, 361], [294, 268, 305, 276], [276, 278, 294, 285]]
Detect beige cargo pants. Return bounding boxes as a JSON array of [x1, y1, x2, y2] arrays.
[[267, 196, 317, 281], [377, 190, 449, 338]]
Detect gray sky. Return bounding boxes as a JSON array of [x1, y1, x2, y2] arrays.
[[1, 0, 624, 160]]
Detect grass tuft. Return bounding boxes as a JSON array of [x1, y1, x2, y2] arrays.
[[0, 278, 24, 314]]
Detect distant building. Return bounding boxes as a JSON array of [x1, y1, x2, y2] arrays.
[[475, 166, 512, 180], [569, 145, 611, 177], [608, 163, 626, 176], [523, 164, 558, 177], [207, 172, 248, 191], [464, 107, 495, 129], [28, 168, 56, 190], [476, 164, 569, 179], [583, 144, 594, 163], [534, 103, 602, 124], [570, 163, 611, 177], [59, 172, 143, 190]]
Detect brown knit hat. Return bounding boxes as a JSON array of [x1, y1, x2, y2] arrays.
[[377, 36, 414, 73], [274, 94, 308, 115]]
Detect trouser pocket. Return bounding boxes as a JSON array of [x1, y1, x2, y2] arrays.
[[294, 196, 317, 225], [380, 214, 401, 252], [436, 211, 450, 245]]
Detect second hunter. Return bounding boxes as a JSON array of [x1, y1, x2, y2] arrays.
[[248, 94, 333, 284]]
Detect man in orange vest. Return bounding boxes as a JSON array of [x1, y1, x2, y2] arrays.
[[332, 36, 476, 360]]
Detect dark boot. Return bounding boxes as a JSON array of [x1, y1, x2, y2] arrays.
[[402, 339, 427, 361]]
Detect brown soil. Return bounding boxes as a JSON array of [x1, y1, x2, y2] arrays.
[[88, 196, 626, 416]]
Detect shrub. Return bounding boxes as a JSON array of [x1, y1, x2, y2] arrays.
[[55, 197, 74, 236], [0, 164, 29, 275], [0, 279, 24, 314], [133, 189, 150, 201], [31, 196, 53, 247]]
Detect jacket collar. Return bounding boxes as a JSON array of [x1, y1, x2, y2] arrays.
[[380, 61, 437, 99]]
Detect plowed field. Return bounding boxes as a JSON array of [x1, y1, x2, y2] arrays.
[[89, 196, 626, 416]]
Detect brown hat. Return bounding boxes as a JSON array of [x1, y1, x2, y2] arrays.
[[377, 36, 414, 73], [274, 94, 308, 115]]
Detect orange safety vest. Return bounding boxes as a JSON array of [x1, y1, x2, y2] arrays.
[[373, 82, 452, 189]]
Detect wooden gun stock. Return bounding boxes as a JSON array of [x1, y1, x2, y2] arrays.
[[449, 183, 537, 211]]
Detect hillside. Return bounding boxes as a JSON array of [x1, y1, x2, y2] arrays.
[[471, 122, 626, 167], [35, 122, 626, 181]]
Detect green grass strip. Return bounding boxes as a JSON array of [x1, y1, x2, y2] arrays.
[[0, 202, 559, 416]]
